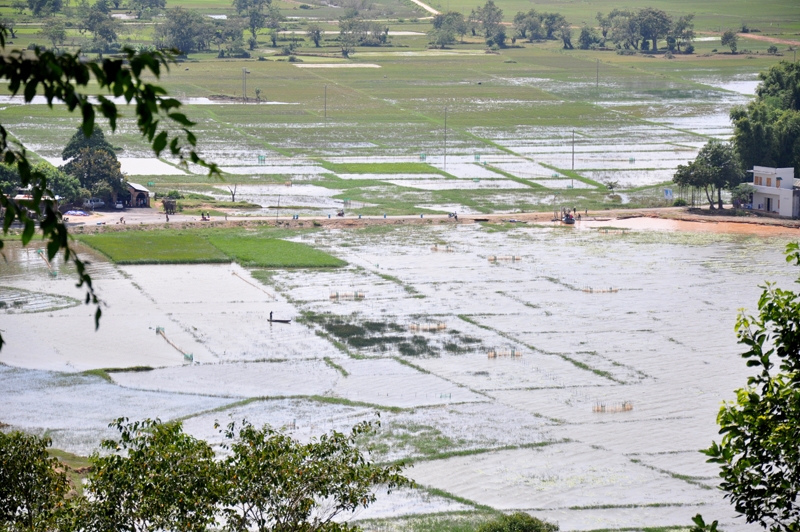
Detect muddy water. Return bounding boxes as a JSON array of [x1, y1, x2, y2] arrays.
[[1, 225, 791, 531]]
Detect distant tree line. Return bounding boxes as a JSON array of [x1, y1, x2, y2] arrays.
[[673, 61, 800, 208], [591, 7, 695, 53], [428, 1, 572, 50], [338, 7, 388, 57], [24, 0, 285, 56]]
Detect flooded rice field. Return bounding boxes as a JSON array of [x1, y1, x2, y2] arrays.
[[1, 222, 792, 531]]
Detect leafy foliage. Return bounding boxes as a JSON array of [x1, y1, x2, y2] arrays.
[[429, 11, 467, 48], [731, 61, 800, 177], [0, 25, 219, 350], [1, 419, 410, 532], [62, 147, 125, 201], [0, 432, 69, 532], [476, 512, 558, 532], [220, 419, 412, 532], [62, 127, 115, 161], [154, 8, 215, 54], [84, 418, 221, 532], [673, 139, 743, 209], [698, 243, 800, 532], [721, 30, 738, 53]]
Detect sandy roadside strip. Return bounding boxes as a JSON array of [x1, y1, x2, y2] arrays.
[[407, 0, 439, 16]]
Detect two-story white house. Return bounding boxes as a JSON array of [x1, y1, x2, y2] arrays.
[[750, 166, 798, 218]]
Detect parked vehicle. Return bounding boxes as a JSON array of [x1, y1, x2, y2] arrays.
[[83, 198, 105, 209], [115, 201, 124, 209]]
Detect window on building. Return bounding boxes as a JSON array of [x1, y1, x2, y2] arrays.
[[767, 178, 772, 187], [755, 176, 763, 185]]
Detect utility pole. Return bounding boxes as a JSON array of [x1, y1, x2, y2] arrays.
[[242, 68, 250, 102], [444, 106, 447, 172], [572, 130, 575, 172]]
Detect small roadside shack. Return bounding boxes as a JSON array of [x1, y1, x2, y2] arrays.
[[127, 182, 151, 208]]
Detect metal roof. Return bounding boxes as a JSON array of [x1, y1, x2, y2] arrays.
[[128, 182, 150, 193]]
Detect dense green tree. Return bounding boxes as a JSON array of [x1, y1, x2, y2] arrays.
[[478, 512, 558, 532], [80, 0, 119, 46], [471, 0, 503, 38], [83, 418, 222, 532], [635, 7, 671, 51], [577, 26, 599, 49], [722, 30, 738, 53], [27, 0, 62, 16], [35, 162, 83, 203], [595, 11, 610, 39], [694, 242, 800, 532], [62, 146, 125, 201], [605, 9, 639, 49], [487, 26, 506, 47], [670, 14, 695, 52], [128, 0, 166, 19], [62, 126, 115, 160], [0, 419, 411, 532], [757, 61, 800, 110], [213, 17, 246, 55], [513, 10, 543, 42], [673, 139, 743, 209], [540, 12, 566, 40], [731, 61, 800, 177], [233, 0, 271, 49], [154, 7, 213, 53], [0, 431, 69, 532], [220, 420, 412, 532], [429, 11, 466, 47], [306, 22, 322, 47], [39, 18, 66, 50], [0, 163, 20, 195]]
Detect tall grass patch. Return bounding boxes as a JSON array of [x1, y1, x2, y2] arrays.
[[207, 235, 346, 268], [79, 232, 230, 264]]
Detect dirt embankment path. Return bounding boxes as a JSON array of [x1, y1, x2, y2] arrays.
[[407, 0, 439, 15], [739, 33, 800, 46], [73, 206, 800, 237]]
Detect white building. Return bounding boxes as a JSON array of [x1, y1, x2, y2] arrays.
[[750, 166, 798, 218]]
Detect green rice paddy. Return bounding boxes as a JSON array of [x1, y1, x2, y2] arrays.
[[78, 229, 346, 267]]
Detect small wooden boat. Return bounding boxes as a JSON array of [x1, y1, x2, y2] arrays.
[[562, 214, 575, 225], [268, 318, 291, 324]]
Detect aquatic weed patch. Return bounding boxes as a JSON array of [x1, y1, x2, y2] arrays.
[[301, 312, 483, 358]]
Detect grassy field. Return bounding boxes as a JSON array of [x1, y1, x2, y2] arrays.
[[78, 229, 346, 267], [207, 234, 347, 267], [79, 231, 231, 264]]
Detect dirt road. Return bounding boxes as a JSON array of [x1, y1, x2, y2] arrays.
[[69, 205, 800, 237]]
